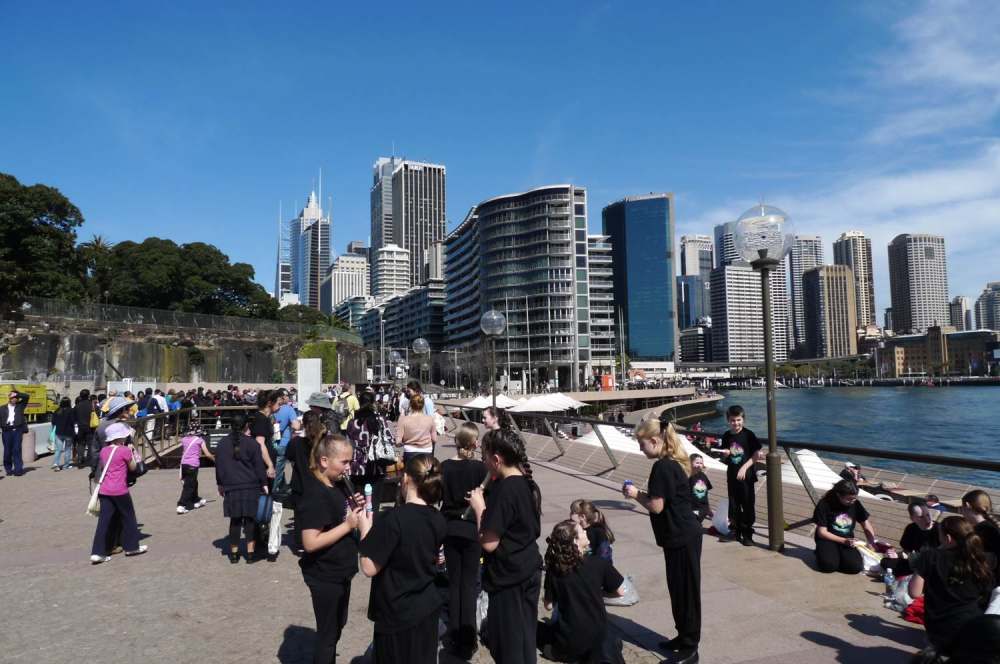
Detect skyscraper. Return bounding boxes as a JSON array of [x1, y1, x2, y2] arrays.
[[833, 231, 875, 328], [713, 221, 740, 268], [320, 254, 369, 315], [391, 160, 447, 288], [677, 275, 711, 330], [975, 283, 1000, 331], [370, 157, 402, 253], [587, 234, 617, 377], [789, 235, 824, 350], [680, 234, 713, 279], [373, 244, 411, 299], [279, 190, 331, 310], [710, 263, 790, 363], [888, 234, 949, 334], [803, 265, 858, 358], [603, 194, 678, 363], [949, 295, 972, 331]]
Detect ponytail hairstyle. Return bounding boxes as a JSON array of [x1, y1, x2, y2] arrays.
[[309, 432, 353, 479], [570, 498, 615, 545], [633, 418, 691, 476], [823, 479, 859, 507], [940, 515, 994, 588], [545, 520, 584, 576], [962, 490, 1000, 531], [229, 413, 250, 460], [482, 428, 542, 516], [455, 422, 480, 459], [404, 454, 444, 505]]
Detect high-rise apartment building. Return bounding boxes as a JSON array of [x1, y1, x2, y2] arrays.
[[710, 263, 790, 363], [679, 322, 712, 363], [278, 191, 331, 310], [373, 244, 411, 299], [587, 234, 617, 376], [833, 231, 875, 328], [370, 157, 403, 253], [789, 235, 824, 349], [423, 241, 444, 282], [444, 185, 593, 390], [949, 295, 973, 331], [680, 234, 714, 279], [888, 234, 949, 334], [885, 308, 894, 332], [677, 275, 711, 330], [320, 254, 369, 315], [975, 283, 1000, 331], [602, 194, 677, 362], [713, 221, 740, 268], [391, 161, 446, 288], [803, 265, 858, 358]]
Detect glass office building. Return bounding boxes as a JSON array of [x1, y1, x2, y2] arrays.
[[601, 194, 677, 361]]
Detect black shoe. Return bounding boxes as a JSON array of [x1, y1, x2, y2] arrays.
[[673, 648, 699, 664], [658, 638, 682, 652], [267, 553, 278, 563], [246, 552, 259, 564], [741, 533, 753, 547], [228, 550, 240, 564]]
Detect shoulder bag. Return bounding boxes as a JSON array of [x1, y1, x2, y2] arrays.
[[86, 446, 118, 517]]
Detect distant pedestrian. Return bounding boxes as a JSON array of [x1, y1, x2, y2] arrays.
[[50, 397, 76, 470], [1, 389, 30, 477], [89, 423, 147, 564], [624, 419, 701, 663], [397, 394, 436, 464], [177, 427, 214, 514], [214, 414, 269, 564], [74, 388, 96, 467]]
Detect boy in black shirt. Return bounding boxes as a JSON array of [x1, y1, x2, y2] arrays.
[[688, 453, 713, 522], [719, 405, 762, 546]]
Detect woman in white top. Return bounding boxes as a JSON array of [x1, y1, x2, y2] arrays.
[[398, 394, 437, 463]]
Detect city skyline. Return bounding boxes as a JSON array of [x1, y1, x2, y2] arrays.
[[3, 3, 999, 316]]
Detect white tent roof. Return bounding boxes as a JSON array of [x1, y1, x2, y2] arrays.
[[508, 393, 588, 413], [463, 394, 520, 409]]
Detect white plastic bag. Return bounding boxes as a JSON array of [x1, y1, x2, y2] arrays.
[[267, 501, 283, 555], [987, 587, 1000, 615], [712, 499, 731, 536], [604, 574, 640, 606]]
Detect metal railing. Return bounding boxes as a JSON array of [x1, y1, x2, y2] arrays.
[[126, 405, 256, 466], [21, 296, 362, 344]]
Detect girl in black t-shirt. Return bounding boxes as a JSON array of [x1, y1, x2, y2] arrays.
[[440, 422, 489, 658], [358, 454, 448, 664], [468, 428, 543, 664], [297, 433, 363, 664], [570, 499, 615, 562], [812, 480, 877, 574], [623, 419, 702, 662], [961, 490, 1000, 578], [537, 520, 625, 664], [908, 516, 994, 654]]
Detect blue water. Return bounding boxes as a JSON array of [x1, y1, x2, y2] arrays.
[[699, 387, 1000, 490]]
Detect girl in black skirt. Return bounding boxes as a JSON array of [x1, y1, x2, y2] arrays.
[[297, 433, 363, 664], [358, 454, 448, 664], [624, 419, 702, 664], [440, 422, 489, 658], [214, 414, 268, 564], [468, 428, 543, 664]]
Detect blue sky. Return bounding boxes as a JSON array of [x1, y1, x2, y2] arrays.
[[3, 1, 999, 314]]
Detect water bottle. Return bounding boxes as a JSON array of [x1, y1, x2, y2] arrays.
[[623, 479, 634, 496], [364, 483, 374, 514], [883, 567, 895, 596]]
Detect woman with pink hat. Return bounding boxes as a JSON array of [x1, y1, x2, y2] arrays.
[[89, 422, 148, 564]]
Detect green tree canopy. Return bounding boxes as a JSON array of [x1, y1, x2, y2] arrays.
[[0, 173, 84, 315], [277, 304, 332, 326]]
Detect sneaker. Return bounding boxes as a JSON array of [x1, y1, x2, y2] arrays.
[[53, 466, 61, 472], [176, 506, 189, 514], [194, 499, 207, 508], [125, 545, 148, 557], [90, 555, 111, 564]]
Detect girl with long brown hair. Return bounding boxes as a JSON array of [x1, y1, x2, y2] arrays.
[[961, 489, 1000, 576], [622, 417, 701, 663]]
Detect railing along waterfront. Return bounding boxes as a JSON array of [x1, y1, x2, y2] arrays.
[[125, 405, 256, 466]]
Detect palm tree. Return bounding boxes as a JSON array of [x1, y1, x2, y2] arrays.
[[80, 234, 115, 302]]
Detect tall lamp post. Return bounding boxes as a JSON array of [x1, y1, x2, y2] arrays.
[[413, 337, 430, 385], [480, 310, 507, 409], [389, 350, 402, 384], [735, 203, 794, 552]]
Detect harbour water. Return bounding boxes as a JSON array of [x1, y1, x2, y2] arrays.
[[699, 386, 1000, 490]]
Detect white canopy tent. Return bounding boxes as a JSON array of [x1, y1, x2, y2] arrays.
[[463, 394, 521, 410], [508, 393, 588, 413]]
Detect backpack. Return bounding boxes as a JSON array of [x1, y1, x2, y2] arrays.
[[146, 396, 162, 415], [332, 396, 349, 421]]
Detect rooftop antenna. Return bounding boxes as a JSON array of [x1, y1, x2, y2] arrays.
[[392, 141, 396, 159], [319, 167, 323, 214]]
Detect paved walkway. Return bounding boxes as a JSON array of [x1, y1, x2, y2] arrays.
[[0, 444, 928, 663]]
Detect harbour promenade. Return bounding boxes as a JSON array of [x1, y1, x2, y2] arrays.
[[1, 433, 929, 663]]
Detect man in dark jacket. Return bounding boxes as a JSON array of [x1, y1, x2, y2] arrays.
[[74, 389, 95, 466], [1, 390, 30, 476]]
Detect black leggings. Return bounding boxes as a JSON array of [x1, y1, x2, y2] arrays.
[[178, 464, 201, 509], [727, 476, 756, 537], [373, 608, 440, 664], [664, 537, 702, 651], [229, 517, 257, 548], [814, 538, 863, 574], [444, 535, 482, 650], [304, 576, 352, 664], [486, 571, 541, 664]]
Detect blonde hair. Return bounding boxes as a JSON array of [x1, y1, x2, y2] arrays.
[[455, 422, 479, 459], [633, 419, 691, 476], [963, 490, 1000, 531]]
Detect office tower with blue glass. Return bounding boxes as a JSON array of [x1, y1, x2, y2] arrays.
[[602, 194, 678, 370]]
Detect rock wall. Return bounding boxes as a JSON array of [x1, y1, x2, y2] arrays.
[[0, 316, 366, 388]]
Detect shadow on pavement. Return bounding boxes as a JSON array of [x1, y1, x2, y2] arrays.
[[844, 613, 925, 649], [800, 629, 914, 663], [607, 613, 670, 652], [277, 624, 316, 664]]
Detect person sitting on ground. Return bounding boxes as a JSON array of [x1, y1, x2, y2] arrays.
[[908, 516, 995, 655], [813, 479, 878, 574], [570, 499, 615, 562], [925, 494, 945, 513], [688, 453, 714, 522], [881, 501, 940, 577], [960, 490, 1000, 578], [839, 461, 867, 484], [536, 520, 626, 664]]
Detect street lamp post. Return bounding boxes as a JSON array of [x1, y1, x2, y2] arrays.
[[480, 310, 507, 410], [413, 337, 430, 385], [735, 203, 794, 552]]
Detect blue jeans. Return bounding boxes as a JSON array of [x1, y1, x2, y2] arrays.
[[54, 434, 73, 468], [2, 429, 24, 475], [274, 445, 288, 493]]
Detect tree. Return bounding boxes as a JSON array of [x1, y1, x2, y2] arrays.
[[0, 173, 84, 316], [277, 304, 331, 327], [79, 234, 115, 302]]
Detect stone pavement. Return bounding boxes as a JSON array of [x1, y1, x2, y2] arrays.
[[1, 443, 928, 664]]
